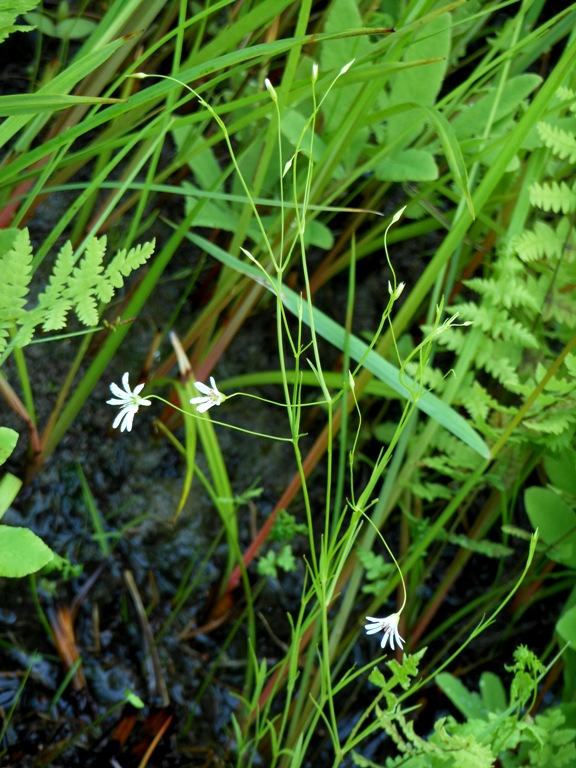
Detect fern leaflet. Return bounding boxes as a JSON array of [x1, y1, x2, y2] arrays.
[[536, 122, 576, 163], [529, 180, 576, 213]]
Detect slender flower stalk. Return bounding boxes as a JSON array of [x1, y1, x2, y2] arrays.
[[361, 512, 408, 652], [190, 377, 225, 413], [107, 372, 151, 432]]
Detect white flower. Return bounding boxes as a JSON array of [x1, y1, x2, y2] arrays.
[[264, 78, 277, 102], [365, 613, 405, 651], [107, 372, 151, 432], [388, 280, 405, 300], [190, 377, 225, 413]]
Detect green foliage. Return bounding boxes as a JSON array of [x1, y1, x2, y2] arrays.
[[270, 509, 308, 543], [257, 512, 307, 578], [0, 427, 55, 577], [525, 485, 576, 568], [528, 180, 576, 213], [357, 546, 394, 595], [355, 648, 574, 768], [24, 3, 98, 41], [0, 0, 36, 45], [418, 83, 576, 461], [257, 544, 297, 579], [0, 229, 155, 360]]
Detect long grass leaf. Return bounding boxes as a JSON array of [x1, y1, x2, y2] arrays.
[[189, 234, 490, 458]]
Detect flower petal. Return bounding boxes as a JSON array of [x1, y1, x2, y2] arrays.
[[193, 381, 212, 395], [109, 382, 128, 400]]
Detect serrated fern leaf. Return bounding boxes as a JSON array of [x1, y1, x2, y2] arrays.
[[98, 239, 156, 303], [0, 1, 37, 45], [536, 122, 576, 163], [465, 276, 539, 311], [66, 236, 106, 325], [0, 228, 155, 362], [432, 718, 495, 768], [476, 341, 520, 386], [0, 229, 33, 357], [36, 241, 76, 331], [524, 409, 576, 436], [0, 229, 33, 320], [512, 220, 565, 262], [529, 181, 576, 213], [461, 381, 496, 424]]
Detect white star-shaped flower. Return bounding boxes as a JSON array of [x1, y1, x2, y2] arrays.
[[106, 372, 151, 432], [190, 377, 225, 413], [365, 613, 405, 651]]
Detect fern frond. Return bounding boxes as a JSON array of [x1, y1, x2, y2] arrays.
[[556, 86, 576, 103], [0, 229, 33, 322], [529, 180, 576, 213], [476, 340, 520, 386], [524, 410, 576, 436], [512, 220, 566, 262], [98, 239, 156, 303], [536, 122, 576, 163], [0, 1, 37, 45], [462, 381, 498, 424], [66, 236, 106, 326], [465, 276, 539, 311], [36, 241, 76, 331], [0, 230, 33, 358], [432, 718, 495, 768], [0, 229, 155, 362]]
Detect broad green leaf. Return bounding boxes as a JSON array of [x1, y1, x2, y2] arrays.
[[385, 13, 451, 144], [0, 526, 54, 577], [525, 486, 576, 566], [0, 473, 22, 520], [436, 672, 487, 719], [479, 671, 507, 713], [452, 74, 542, 140], [368, 666, 386, 687], [280, 108, 328, 162], [544, 450, 576, 496], [320, 0, 371, 135], [0, 427, 18, 465], [55, 18, 98, 40], [375, 149, 438, 181], [557, 604, 576, 645]]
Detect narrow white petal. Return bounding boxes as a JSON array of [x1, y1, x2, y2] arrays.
[[109, 382, 128, 400], [120, 409, 136, 432], [107, 396, 127, 406], [194, 381, 212, 395], [112, 407, 129, 430]]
